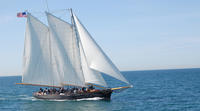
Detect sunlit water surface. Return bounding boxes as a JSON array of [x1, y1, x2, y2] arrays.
[[0, 68, 200, 111]]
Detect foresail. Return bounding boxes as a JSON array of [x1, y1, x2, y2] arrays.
[[46, 12, 86, 87], [72, 13, 130, 85], [79, 42, 108, 87], [22, 13, 61, 86]]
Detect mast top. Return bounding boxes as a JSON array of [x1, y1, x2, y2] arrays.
[[69, 8, 73, 17], [45, 0, 50, 12]]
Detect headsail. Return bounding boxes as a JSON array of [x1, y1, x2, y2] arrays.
[[46, 12, 86, 87], [22, 13, 61, 86], [79, 42, 108, 87], [72, 13, 130, 85]]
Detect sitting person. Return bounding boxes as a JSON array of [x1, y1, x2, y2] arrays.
[[39, 88, 43, 93], [82, 87, 86, 92], [89, 85, 94, 90]]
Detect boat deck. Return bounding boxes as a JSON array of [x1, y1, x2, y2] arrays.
[[33, 89, 112, 100]]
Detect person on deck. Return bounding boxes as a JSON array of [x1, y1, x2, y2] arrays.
[[44, 88, 48, 94], [82, 87, 86, 92], [39, 88, 43, 92], [89, 85, 94, 90]]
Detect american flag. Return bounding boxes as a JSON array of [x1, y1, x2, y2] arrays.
[[17, 12, 27, 17]]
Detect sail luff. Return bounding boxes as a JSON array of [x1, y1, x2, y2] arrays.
[[72, 12, 131, 85], [22, 17, 29, 83]]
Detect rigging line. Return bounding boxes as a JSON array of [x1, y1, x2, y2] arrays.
[[44, 0, 50, 12], [51, 9, 68, 13], [28, 10, 43, 13], [28, 9, 67, 14]]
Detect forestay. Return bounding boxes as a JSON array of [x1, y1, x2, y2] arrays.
[[22, 13, 61, 86], [72, 13, 130, 85]]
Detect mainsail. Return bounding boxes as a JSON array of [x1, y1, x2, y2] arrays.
[[22, 13, 61, 86], [72, 12, 130, 85], [46, 12, 86, 87], [47, 12, 107, 87]]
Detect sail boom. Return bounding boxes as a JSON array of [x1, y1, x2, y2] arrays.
[[61, 83, 86, 88], [111, 85, 133, 93], [16, 83, 62, 88]]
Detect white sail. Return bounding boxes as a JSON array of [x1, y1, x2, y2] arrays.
[[46, 12, 86, 87], [22, 13, 61, 86], [72, 13, 130, 85], [79, 42, 108, 87]]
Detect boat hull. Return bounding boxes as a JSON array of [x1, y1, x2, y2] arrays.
[[33, 89, 112, 100]]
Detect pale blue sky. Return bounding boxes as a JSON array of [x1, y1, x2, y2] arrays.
[[0, 0, 200, 76]]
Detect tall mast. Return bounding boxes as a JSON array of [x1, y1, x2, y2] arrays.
[[70, 9, 77, 35], [70, 8, 74, 24], [70, 8, 80, 48], [70, 9, 86, 86], [70, 8, 76, 39]]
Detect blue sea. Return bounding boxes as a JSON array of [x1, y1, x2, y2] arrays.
[[0, 68, 200, 111]]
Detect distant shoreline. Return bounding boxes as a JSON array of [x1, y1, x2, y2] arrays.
[[123, 67, 200, 72], [1, 67, 200, 77]]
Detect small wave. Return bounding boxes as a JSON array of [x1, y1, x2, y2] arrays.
[[48, 99, 70, 102], [18, 95, 29, 97], [76, 97, 103, 101], [34, 97, 103, 102], [19, 96, 39, 101], [0, 98, 6, 100]]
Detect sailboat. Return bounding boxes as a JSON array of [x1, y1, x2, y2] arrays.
[[17, 9, 132, 100]]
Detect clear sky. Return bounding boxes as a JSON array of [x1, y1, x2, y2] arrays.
[[0, 0, 200, 76]]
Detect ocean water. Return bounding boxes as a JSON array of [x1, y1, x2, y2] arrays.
[[0, 68, 200, 111]]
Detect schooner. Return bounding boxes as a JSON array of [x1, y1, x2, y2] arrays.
[[17, 9, 132, 100]]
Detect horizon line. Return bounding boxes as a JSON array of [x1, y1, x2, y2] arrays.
[[0, 67, 200, 77]]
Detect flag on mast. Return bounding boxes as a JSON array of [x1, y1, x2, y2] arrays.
[[17, 12, 27, 17]]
